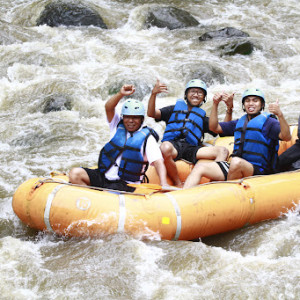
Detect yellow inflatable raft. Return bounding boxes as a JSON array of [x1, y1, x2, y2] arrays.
[[12, 127, 300, 240]]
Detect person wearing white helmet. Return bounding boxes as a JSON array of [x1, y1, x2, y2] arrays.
[[69, 84, 168, 192], [148, 79, 231, 187], [184, 88, 291, 188]]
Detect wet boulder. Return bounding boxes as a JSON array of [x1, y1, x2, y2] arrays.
[[199, 27, 249, 41], [145, 6, 199, 30], [219, 40, 254, 56], [43, 94, 72, 113], [199, 27, 254, 56], [36, 2, 108, 28]]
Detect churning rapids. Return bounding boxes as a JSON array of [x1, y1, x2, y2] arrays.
[[0, 0, 299, 299]]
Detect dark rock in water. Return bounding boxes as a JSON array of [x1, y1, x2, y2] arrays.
[[43, 95, 72, 113], [145, 6, 199, 30], [36, 2, 108, 28], [199, 27, 249, 41], [108, 80, 152, 100], [185, 64, 226, 86], [220, 40, 254, 56], [198, 27, 254, 56]]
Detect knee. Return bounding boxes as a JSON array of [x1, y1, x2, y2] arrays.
[[191, 162, 206, 175], [221, 147, 229, 159], [69, 167, 84, 183], [229, 157, 243, 171], [216, 146, 229, 161], [160, 142, 174, 158]]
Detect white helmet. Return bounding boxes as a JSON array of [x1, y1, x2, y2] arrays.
[[121, 100, 145, 116]]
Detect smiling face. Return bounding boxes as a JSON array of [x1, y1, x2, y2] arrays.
[[186, 88, 205, 108], [122, 115, 143, 132], [243, 96, 264, 117]]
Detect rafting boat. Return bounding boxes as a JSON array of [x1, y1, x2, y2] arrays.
[[12, 126, 300, 240]]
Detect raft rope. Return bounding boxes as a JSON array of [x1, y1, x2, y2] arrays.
[[36, 172, 277, 194], [34, 178, 150, 196]]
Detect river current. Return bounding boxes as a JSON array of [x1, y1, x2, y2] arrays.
[[0, 0, 299, 299]]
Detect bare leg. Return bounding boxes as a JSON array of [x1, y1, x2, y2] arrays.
[[196, 146, 229, 161], [69, 167, 91, 185], [160, 141, 182, 187], [183, 161, 225, 189], [227, 157, 254, 180]]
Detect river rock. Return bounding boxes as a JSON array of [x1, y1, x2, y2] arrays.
[[144, 6, 199, 30], [43, 94, 72, 113], [199, 27, 249, 41], [219, 40, 254, 56], [36, 2, 108, 28], [199, 27, 254, 56]]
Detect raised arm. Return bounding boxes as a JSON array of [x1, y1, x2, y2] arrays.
[[209, 93, 224, 134], [222, 92, 235, 122], [147, 79, 168, 120], [105, 85, 135, 122], [268, 100, 291, 141]]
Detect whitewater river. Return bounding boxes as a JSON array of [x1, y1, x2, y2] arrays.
[[0, 0, 299, 299]]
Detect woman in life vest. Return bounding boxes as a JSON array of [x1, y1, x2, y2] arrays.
[[69, 85, 168, 192], [277, 115, 300, 171], [147, 79, 231, 187], [183, 88, 291, 188]]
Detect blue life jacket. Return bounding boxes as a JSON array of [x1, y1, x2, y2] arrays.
[[98, 123, 157, 182], [161, 99, 206, 146], [233, 113, 279, 172]]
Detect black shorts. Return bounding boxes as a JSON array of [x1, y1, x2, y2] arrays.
[[216, 161, 266, 180], [277, 142, 300, 171], [169, 140, 201, 164], [216, 161, 230, 180], [83, 168, 135, 193]]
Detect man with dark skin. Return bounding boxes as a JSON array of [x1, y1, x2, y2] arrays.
[[69, 85, 168, 192], [184, 88, 291, 188], [148, 79, 231, 187]]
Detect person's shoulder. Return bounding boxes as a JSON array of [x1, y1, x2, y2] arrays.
[[221, 119, 238, 127], [159, 105, 175, 122], [220, 119, 238, 136], [160, 105, 175, 112], [265, 114, 279, 127], [145, 133, 161, 153], [268, 114, 279, 122], [109, 113, 120, 128], [144, 127, 159, 142], [147, 133, 159, 144], [263, 114, 280, 137]]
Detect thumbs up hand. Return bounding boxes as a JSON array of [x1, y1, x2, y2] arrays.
[[269, 99, 283, 117]]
